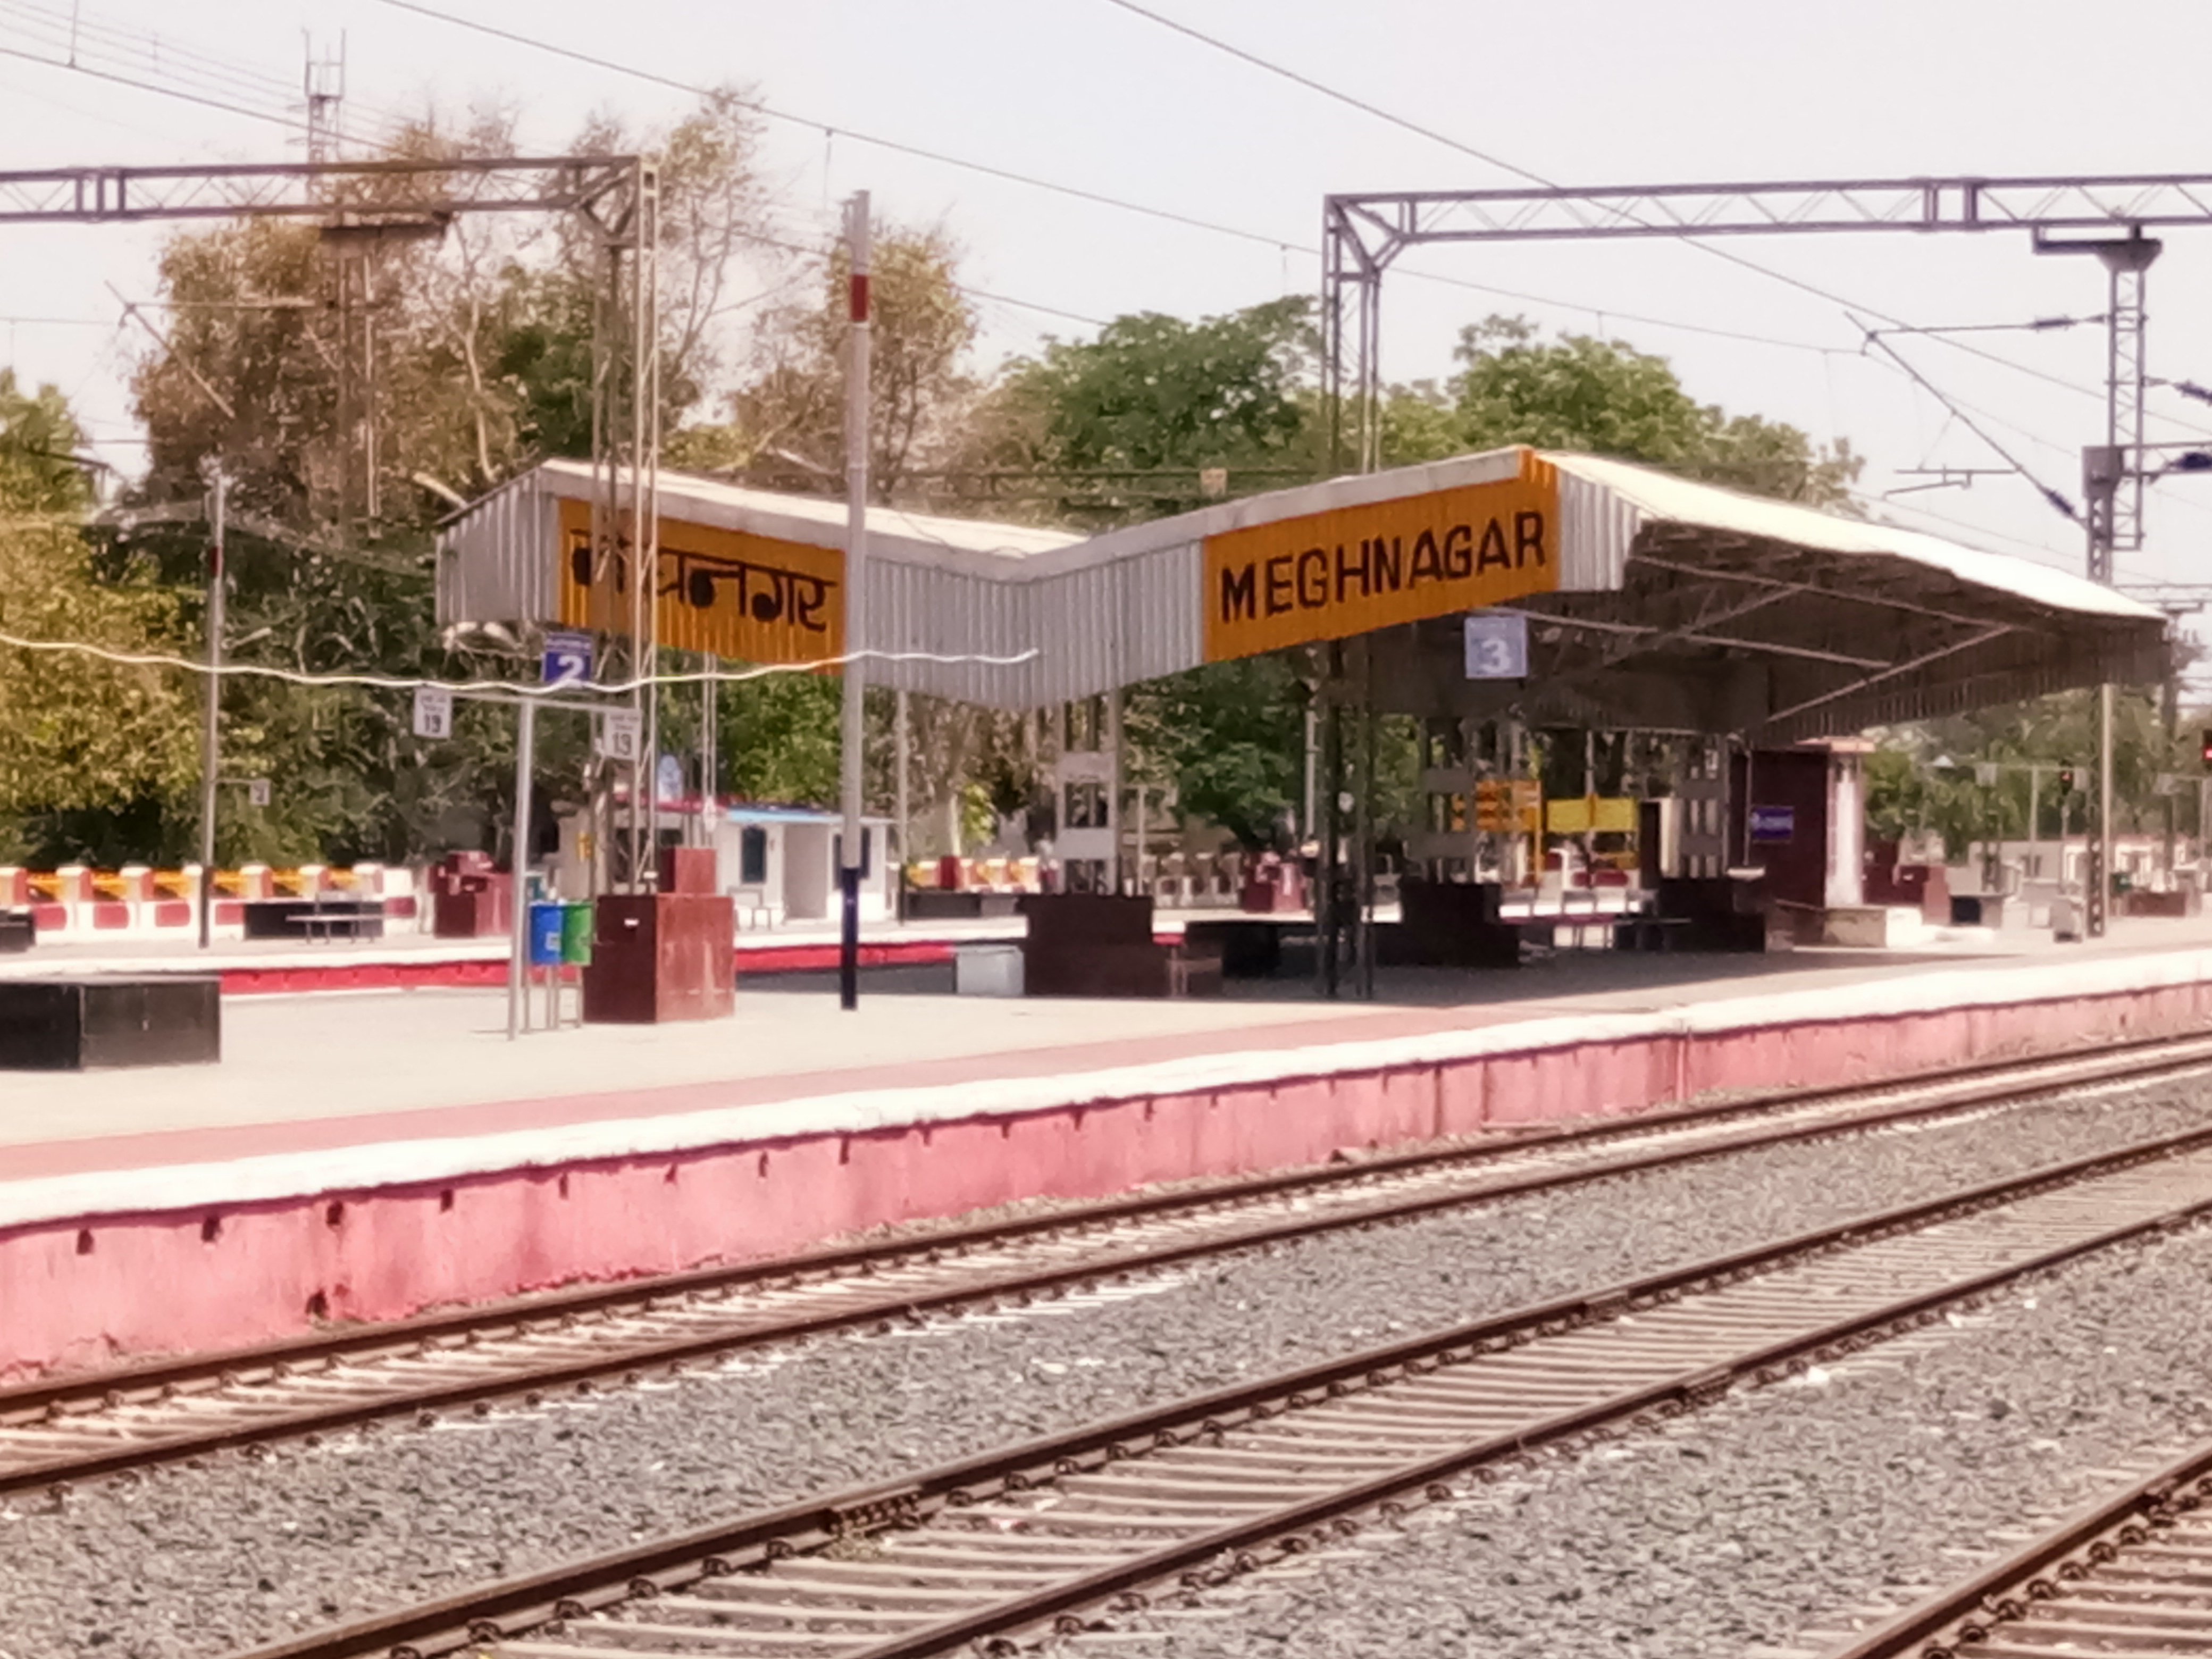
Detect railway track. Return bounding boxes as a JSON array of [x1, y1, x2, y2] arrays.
[[224, 1109, 2212, 1659], [11, 1036, 2212, 1502], [1823, 1435, 2212, 1658], [11, 1034, 2212, 1504]]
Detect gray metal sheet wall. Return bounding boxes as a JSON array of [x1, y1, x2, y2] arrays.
[[435, 474, 557, 630], [864, 538, 1204, 708]]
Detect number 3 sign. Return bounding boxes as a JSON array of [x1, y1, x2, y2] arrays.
[[1463, 611, 1529, 680]]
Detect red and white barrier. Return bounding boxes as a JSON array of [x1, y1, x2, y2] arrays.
[[3, 861, 429, 941]]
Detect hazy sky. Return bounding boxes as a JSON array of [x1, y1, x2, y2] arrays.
[[6, 0, 2212, 609]]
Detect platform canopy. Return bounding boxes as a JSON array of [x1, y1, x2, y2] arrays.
[[437, 449, 2167, 738]]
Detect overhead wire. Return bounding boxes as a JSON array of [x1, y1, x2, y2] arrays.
[[0, 629, 1043, 692], [370, 0, 1843, 360], [1092, 0, 2212, 434], [0, 0, 417, 144]]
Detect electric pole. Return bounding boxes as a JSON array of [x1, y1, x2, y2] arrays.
[[196, 470, 227, 951], [837, 190, 872, 1011], [2041, 228, 2162, 937]]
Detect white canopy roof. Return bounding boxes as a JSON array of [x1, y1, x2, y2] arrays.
[[438, 448, 2165, 734]]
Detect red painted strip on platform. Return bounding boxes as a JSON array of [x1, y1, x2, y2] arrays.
[[214, 939, 958, 996]]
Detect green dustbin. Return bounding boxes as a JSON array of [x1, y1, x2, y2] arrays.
[[560, 900, 594, 967]]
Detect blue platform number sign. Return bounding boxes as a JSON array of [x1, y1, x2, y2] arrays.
[[1463, 611, 1529, 680], [542, 629, 594, 686], [1748, 805, 1796, 843]]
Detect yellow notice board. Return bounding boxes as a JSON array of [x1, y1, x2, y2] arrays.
[[558, 498, 845, 665], [1545, 797, 1639, 835], [1474, 779, 1541, 834], [1202, 449, 1561, 662]]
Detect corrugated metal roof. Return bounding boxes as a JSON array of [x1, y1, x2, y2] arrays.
[[1550, 453, 2159, 623], [435, 447, 2163, 718]]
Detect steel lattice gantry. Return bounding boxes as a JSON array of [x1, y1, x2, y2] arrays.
[[1320, 172, 2212, 557], [1320, 172, 2212, 943], [3, 153, 667, 876]]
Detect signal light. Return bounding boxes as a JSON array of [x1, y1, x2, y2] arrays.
[[2200, 728, 2212, 771]]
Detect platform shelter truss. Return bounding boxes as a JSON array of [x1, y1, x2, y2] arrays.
[[439, 447, 2166, 738], [442, 444, 2166, 995]]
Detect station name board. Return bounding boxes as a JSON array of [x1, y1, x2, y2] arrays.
[[557, 499, 845, 665], [1202, 451, 1561, 661]]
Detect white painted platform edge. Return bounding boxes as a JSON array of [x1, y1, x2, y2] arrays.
[[5, 944, 2208, 1233]]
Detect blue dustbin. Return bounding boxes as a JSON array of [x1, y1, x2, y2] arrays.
[[527, 901, 566, 968]]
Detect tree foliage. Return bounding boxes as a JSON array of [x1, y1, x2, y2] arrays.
[[0, 374, 198, 863], [968, 296, 1316, 528], [1432, 317, 1861, 505], [1864, 690, 2199, 857]]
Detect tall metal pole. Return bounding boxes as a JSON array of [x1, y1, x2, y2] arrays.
[[2099, 680, 2117, 922], [506, 694, 537, 1041], [196, 470, 227, 950], [837, 190, 872, 1011], [894, 686, 910, 925], [700, 650, 718, 849], [2027, 763, 2041, 884]]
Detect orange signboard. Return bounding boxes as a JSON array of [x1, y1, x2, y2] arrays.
[[558, 498, 845, 665], [1474, 779, 1542, 834], [1202, 449, 1561, 662]]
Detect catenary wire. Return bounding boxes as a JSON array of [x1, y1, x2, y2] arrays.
[[371, 0, 1845, 359], [1092, 0, 2212, 438], [0, 629, 1041, 692]]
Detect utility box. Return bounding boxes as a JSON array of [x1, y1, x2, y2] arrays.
[[431, 852, 513, 939], [955, 943, 1025, 997], [0, 977, 220, 1070], [582, 857, 735, 1025]]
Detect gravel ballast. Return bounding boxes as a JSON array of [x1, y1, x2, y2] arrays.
[[1123, 1212, 2212, 1659], [10, 1073, 2212, 1658]]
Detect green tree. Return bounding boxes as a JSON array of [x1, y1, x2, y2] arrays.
[[1864, 689, 2195, 858], [692, 223, 979, 501], [1446, 316, 1861, 505], [971, 296, 1318, 527], [0, 373, 198, 864], [96, 93, 775, 869]]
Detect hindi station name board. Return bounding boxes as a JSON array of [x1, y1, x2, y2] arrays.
[[1201, 451, 1561, 663], [558, 499, 844, 665]]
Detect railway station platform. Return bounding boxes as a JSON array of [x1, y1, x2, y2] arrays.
[[10, 916, 2212, 1381]]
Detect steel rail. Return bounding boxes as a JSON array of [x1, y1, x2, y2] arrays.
[[218, 1112, 2212, 1659], [1821, 1439, 2212, 1659], [12, 1036, 2211, 1501], [11, 1033, 2212, 1501]]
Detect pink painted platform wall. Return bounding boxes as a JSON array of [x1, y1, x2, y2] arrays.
[[7, 974, 2211, 1381]]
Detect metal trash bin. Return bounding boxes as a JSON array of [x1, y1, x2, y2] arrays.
[[527, 902, 566, 968], [560, 901, 594, 967]]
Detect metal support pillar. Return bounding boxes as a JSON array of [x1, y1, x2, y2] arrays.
[[699, 651, 717, 849], [837, 190, 872, 1011], [1354, 653, 1377, 1002], [506, 694, 537, 1042], [894, 687, 910, 924], [2027, 764, 2042, 883], [195, 470, 227, 951], [2094, 681, 2116, 933], [1316, 643, 1346, 999]]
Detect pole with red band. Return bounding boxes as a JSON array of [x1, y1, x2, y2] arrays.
[[837, 190, 872, 1010]]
